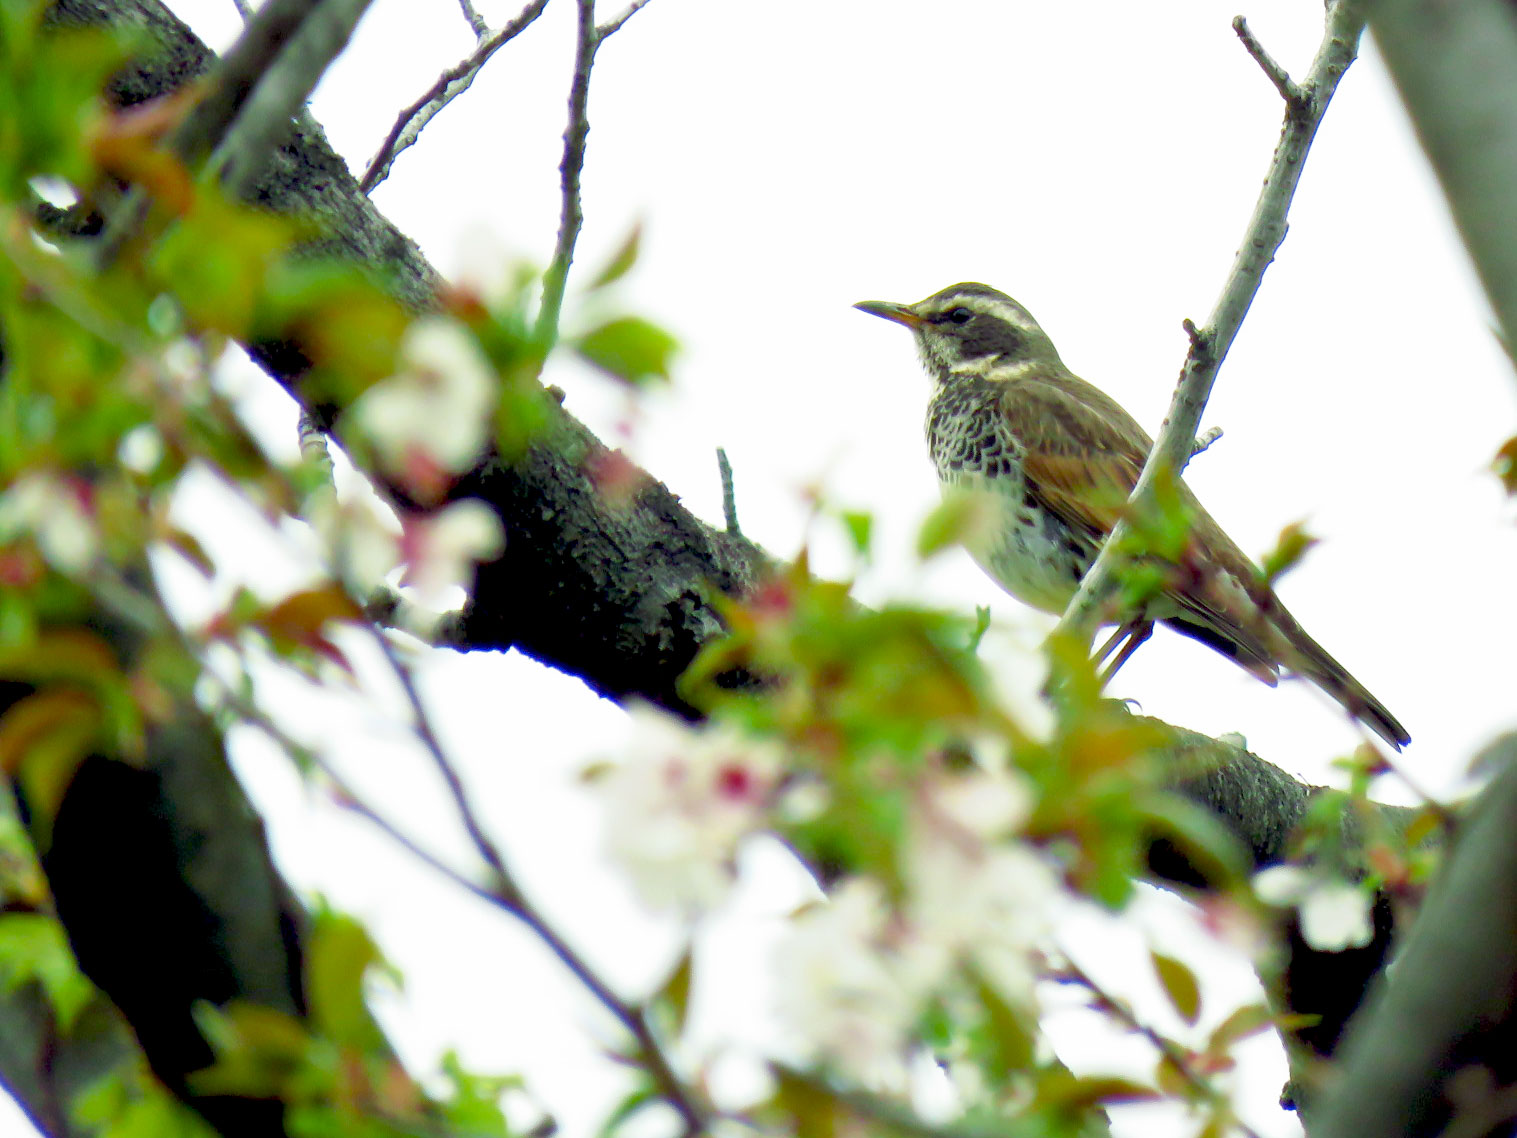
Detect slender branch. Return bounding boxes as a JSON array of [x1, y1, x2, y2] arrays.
[[232, 0, 254, 19], [1232, 16, 1304, 107], [1053, 0, 1365, 641], [596, 0, 650, 38], [221, 645, 710, 1135], [534, 0, 599, 343], [359, 0, 551, 194], [369, 632, 711, 1136], [373, 633, 517, 895], [1054, 958, 1266, 1138], [455, 0, 488, 39], [1191, 426, 1223, 457], [716, 447, 740, 535]]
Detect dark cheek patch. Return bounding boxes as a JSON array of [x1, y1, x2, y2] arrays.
[[960, 320, 1021, 359]]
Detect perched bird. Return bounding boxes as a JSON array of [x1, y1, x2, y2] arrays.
[[855, 282, 1409, 749]]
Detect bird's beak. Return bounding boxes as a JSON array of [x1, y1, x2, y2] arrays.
[[853, 299, 923, 329]]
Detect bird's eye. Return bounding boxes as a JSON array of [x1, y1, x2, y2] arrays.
[[945, 307, 973, 325]]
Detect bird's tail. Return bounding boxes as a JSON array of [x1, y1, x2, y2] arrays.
[[1270, 604, 1410, 750]]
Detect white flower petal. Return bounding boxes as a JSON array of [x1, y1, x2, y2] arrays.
[[1299, 881, 1374, 952]]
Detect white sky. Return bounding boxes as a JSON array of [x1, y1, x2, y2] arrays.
[[8, 2, 1517, 1137]]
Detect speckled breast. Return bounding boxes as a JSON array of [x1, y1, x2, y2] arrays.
[[925, 376, 1092, 615]]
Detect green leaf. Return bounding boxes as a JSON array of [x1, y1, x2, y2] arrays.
[[595, 1081, 659, 1138], [1150, 950, 1201, 1026], [152, 191, 296, 336], [573, 316, 677, 385], [839, 510, 872, 557], [1494, 435, 1517, 495], [439, 1050, 518, 1137], [71, 1071, 220, 1138], [657, 947, 695, 1037], [1205, 1002, 1274, 1054], [915, 488, 996, 560], [586, 223, 642, 290], [306, 910, 388, 1049], [0, 913, 95, 1030], [772, 1067, 839, 1138], [971, 969, 1036, 1080], [1259, 520, 1319, 587]]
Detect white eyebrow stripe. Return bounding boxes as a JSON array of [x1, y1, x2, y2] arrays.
[[927, 295, 1041, 333]]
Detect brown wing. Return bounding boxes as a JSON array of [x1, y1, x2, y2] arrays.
[[1001, 375, 1151, 543], [1003, 375, 1280, 682]]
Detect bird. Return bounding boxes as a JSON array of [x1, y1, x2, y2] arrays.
[[854, 282, 1409, 750]]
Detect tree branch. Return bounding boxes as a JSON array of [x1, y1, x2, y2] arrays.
[[1232, 15, 1304, 107], [1310, 735, 1517, 1138], [213, 0, 375, 200], [1054, 1, 1365, 639], [535, 0, 657, 342], [534, 0, 598, 343], [359, 0, 551, 195], [1365, 0, 1517, 367]]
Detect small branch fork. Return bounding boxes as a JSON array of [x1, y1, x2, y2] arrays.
[[1053, 1, 1366, 642], [534, 0, 654, 342], [1232, 16, 1304, 108], [360, 0, 551, 194]]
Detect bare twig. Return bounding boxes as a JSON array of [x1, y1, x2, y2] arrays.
[[1053, 0, 1365, 642], [596, 0, 651, 38], [535, 0, 657, 342], [359, 0, 551, 194], [1191, 426, 1224, 457], [1055, 958, 1266, 1138], [1232, 16, 1304, 107], [368, 633, 710, 1136], [534, 0, 600, 343], [223, 643, 709, 1136], [716, 448, 740, 535], [456, 0, 489, 39]]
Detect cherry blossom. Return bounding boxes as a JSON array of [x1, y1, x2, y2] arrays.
[[598, 705, 782, 916], [350, 317, 498, 496], [772, 878, 924, 1088], [1253, 864, 1375, 951]]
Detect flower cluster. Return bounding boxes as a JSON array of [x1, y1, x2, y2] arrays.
[[598, 705, 783, 916], [308, 493, 503, 609], [775, 755, 1056, 1087], [1253, 864, 1375, 951], [350, 317, 499, 501]]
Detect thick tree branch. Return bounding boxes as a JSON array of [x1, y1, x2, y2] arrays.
[[1366, 0, 1517, 365], [1311, 736, 1517, 1138], [1055, 1, 1365, 639], [213, 0, 374, 199]]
